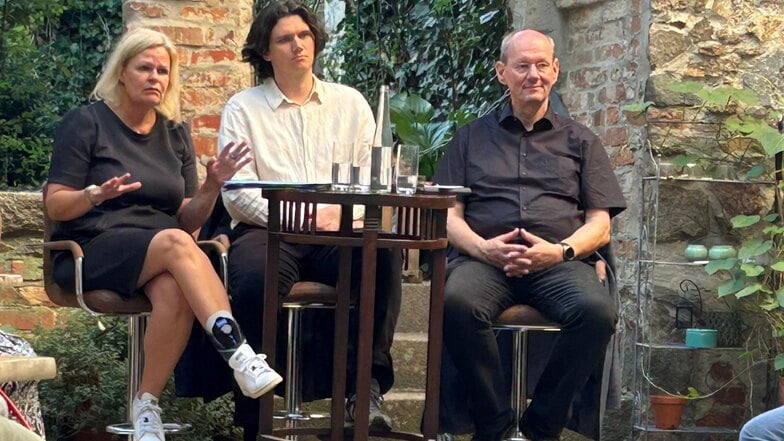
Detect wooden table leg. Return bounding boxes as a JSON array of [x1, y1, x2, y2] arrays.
[[260, 231, 281, 437], [330, 246, 352, 441], [353, 204, 381, 441], [422, 248, 446, 440]]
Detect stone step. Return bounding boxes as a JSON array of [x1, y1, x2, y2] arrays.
[[397, 282, 432, 334]]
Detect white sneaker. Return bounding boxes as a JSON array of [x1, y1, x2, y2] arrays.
[[133, 392, 164, 441], [228, 343, 283, 398]]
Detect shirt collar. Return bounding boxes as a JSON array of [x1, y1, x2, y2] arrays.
[[498, 102, 560, 133], [261, 75, 324, 109]]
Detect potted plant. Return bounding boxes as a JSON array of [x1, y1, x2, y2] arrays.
[[649, 394, 688, 429]]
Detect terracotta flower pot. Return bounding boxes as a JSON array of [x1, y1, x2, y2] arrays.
[[650, 394, 687, 429]]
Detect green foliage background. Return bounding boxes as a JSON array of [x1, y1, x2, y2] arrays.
[[0, 0, 122, 189], [325, 0, 509, 118]]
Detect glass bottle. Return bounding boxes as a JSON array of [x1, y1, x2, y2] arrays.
[[370, 85, 393, 192]]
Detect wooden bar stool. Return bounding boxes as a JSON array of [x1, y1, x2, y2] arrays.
[[493, 305, 561, 441]]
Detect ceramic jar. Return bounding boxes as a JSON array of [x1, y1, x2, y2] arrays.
[[708, 245, 736, 260], [684, 244, 708, 261]]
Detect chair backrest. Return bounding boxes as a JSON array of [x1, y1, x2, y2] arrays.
[[41, 184, 151, 315]]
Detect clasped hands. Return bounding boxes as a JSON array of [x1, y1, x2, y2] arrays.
[[480, 228, 560, 278], [480, 228, 606, 283]]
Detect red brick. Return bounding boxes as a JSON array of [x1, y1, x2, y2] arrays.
[[126, 2, 167, 18], [10, 260, 23, 275], [19, 286, 52, 307], [157, 26, 210, 46], [596, 43, 624, 60], [192, 135, 218, 158], [0, 308, 57, 331], [184, 71, 233, 87], [607, 106, 620, 125], [631, 14, 641, 33], [181, 7, 230, 23], [0, 285, 20, 303], [611, 147, 635, 167], [191, 114, 222, 131], [190, 49, 237, 65], [181, 89, 226, 110], [605, 127, 628, 147]]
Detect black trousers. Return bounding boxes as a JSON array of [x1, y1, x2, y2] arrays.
[[442, 257, 615, 439], [227, 224, 402, 426]]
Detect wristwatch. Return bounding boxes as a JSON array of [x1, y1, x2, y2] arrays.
[[84, 184, 102, 206], [560, 242, 575, 261]]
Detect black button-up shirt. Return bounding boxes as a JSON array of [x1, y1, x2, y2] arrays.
[[434, 103, 626, 244]]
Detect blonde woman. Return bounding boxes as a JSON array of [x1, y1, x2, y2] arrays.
[[45, 28, 281, 441]]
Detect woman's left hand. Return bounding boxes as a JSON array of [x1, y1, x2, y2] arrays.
[[204, 140, 252, 185]]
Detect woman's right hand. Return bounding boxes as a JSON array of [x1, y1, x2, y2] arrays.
[[46, 174, 141, 221]]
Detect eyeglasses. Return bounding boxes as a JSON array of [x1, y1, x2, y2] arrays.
[[510, 62, 553, 75]]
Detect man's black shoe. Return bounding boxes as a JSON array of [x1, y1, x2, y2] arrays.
[[471, 418, 516, 441], [519, 423, 562, 441]]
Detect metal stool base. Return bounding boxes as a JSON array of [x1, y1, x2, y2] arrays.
[[106, 422, 193, 435], [273, 410, 330, 421]]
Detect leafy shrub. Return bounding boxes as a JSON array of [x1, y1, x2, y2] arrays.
[[30, 311, 241, 441], [325, 0, 509, 118], [0, 0, 121, 189]]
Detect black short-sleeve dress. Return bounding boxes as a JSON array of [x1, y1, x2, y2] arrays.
[[47, 101, 199, 297]]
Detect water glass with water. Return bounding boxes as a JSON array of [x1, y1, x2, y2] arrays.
[[331, 141, 353, 191], [351, 143, 372, 192], [395, 144, 419, 195]]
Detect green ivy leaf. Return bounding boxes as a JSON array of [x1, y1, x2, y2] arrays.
[[620, 101, 654, 113], [705, 258, 737, 274], [775, 354, 784, 372], [735, 283, 763, 298], [731, 215, 761, 228], [746, 163, 767, 179], [740, 262, 765, 276], [737, 238, 773, 259], [717, 279, 744, 297]]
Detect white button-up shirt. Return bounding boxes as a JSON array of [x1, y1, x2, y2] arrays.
[[218, 76, 375, 228]]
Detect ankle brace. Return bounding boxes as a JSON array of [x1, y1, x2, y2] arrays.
[[207, 315, 246, 360]]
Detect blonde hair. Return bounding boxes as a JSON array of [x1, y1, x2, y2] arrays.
[[91, 28, 181, 122]]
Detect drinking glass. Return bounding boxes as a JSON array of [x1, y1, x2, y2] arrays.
[[395, 144, 420, 195], [351, 142, 372, 192], [331, 141, 353, 191]]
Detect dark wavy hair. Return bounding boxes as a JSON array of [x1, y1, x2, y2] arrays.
[[242, 1, 328, 81]]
